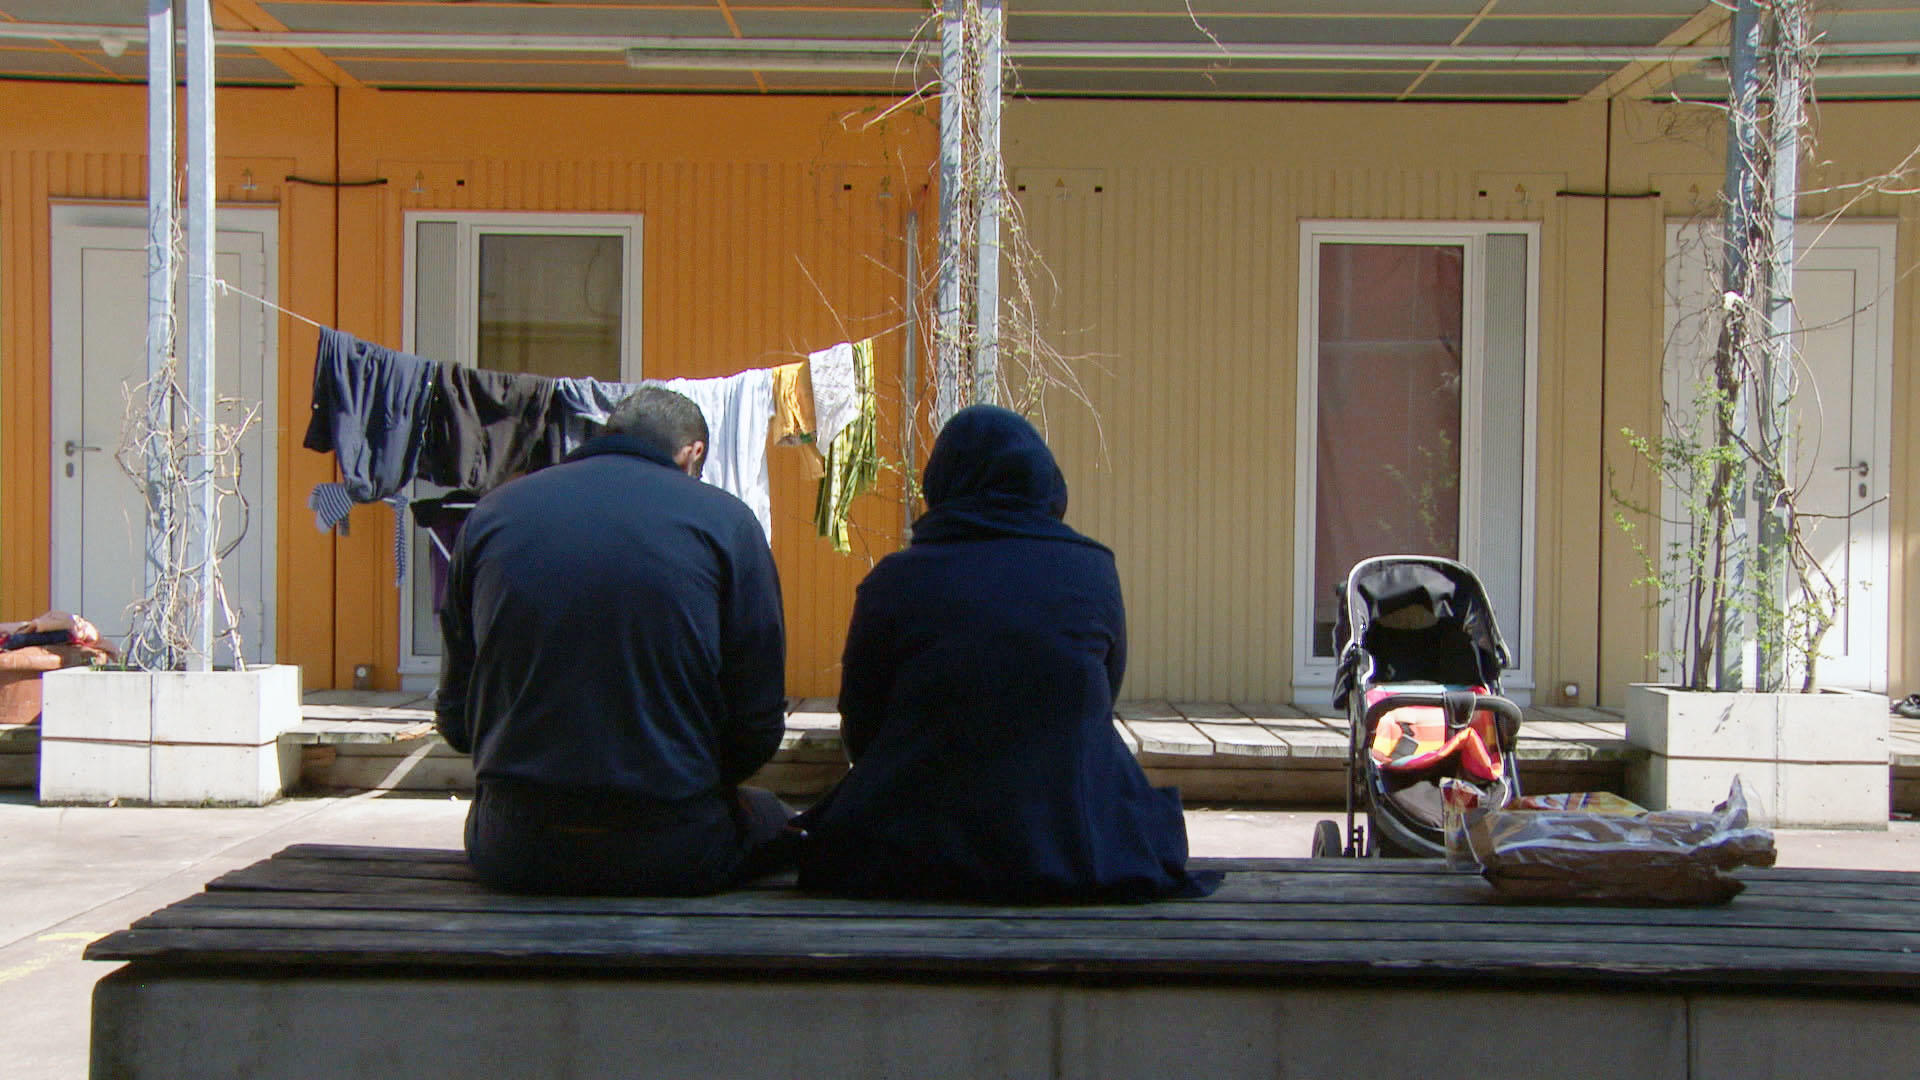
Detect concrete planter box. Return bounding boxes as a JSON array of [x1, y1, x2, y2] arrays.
[[39, 665, 302, 806], [1625, 684, 1889, 829]]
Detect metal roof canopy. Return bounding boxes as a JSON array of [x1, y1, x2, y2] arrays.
[[0, 1, 1916, 102]]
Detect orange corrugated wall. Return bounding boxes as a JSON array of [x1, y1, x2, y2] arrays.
[[0, 84, 936, 698], [333, 91, 938, 696], [0, 83, 337, 674]]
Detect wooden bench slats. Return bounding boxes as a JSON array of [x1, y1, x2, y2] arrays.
[[261, 845, 1920, 892], [268, 845, 1920, 892], [206, 848, 1920, 910], [211, 856, 480, 883], [87, 844, 1920, 994], [281, 843, 467, 862], [163, 886, 1920, 933], [86, 925, 1920, 989], [204, 862, 1920, 912], [126, 903, 1920, 955]]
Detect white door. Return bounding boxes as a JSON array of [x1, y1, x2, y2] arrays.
[[1663, 221, 1893, 691], [1790, 229, 1894, 690], [50, 206, 278, 664]]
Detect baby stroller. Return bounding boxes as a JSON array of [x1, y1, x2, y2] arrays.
[[1312, 555, 1523, 859]]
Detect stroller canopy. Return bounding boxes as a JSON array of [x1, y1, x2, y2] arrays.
[[1332, 557, 1508, 709]]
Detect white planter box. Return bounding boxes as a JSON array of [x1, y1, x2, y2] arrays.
[[1625, 684, 1890, 829], [39, 665, 303, 806]]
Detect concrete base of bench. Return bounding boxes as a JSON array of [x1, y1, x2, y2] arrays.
[[91, 971, 1920, 1080]]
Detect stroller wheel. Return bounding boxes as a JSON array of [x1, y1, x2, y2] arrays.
[[1311, 819, 1345, 858]]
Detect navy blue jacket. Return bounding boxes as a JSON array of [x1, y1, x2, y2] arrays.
[[435, 434, 786, 802], [796, 406, 1217, 901]]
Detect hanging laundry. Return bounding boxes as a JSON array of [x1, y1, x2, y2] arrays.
[[666, 370, 776, 545], [302, 328, 439, 503], [386, 495, 412, 586], [308, 482, 353, 535], [770, 361, 815, 445], [770, 360, 825, 480], [809, 342, 861, 456], [550, 376, 641, 456], [813, 339, 880, 554], [304, 328, 803, 558], [420, 364, 558, 493]]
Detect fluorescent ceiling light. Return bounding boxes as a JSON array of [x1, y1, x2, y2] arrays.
[[624, 45, 925, 74], [0, 20, 1916, 70], [1699, 55, 1920, 79]]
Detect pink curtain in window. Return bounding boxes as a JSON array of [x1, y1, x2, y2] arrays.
[[1312, 243, 1463, 654]]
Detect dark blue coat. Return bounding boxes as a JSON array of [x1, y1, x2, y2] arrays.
[[796, 406, 1218, 901], [435, 434, 787, 803]]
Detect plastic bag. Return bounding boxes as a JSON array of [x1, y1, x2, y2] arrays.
[[1440, 777, 1503, 871], [1454, 777, 1776, 904]]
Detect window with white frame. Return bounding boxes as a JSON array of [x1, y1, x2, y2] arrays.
[[1292, 221, 1537, 700], [400, 212, 644, 679]]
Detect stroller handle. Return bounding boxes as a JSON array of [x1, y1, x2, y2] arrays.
[[1359, 689, 1523, 755]]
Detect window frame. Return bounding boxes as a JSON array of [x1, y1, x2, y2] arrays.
[[1291, 219, 1539, 703], [398, 210, 646, 681]]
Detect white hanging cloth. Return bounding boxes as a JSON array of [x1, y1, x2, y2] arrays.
[[665, 370, 776, 545]]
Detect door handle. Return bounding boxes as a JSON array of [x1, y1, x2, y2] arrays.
[[63, 439, 102, 457], [1833, 460, 1868, 478]]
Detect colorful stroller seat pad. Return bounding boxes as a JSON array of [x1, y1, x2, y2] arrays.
[[1365, 684, 1507, 783]]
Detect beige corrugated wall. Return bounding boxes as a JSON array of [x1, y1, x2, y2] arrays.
[[1005, 96, 1919, 706], [1004, 100, 1602, 703]]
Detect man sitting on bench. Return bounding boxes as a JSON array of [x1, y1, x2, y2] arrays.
[[435, 384, 793, 896]]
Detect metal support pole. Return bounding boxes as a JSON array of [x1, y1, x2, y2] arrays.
[[902, 207, 921, 537], [934, 0, 967, 426], [971, 0, 1003, 406], [140, 0, 175, 670], [1756, 0, 1806, 690], [1713, 0, 1763, 690], [183, 0, 217, 669]]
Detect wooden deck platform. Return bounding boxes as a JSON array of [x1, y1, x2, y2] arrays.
[[287, 692, 1643, 803], [85, 844, 1920, 1079]]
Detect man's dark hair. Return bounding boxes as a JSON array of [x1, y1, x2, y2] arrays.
[[607, 384, 708, 460]]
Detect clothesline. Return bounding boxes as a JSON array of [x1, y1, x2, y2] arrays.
[[200, 273, 329, 331], [202, 274, 887, 563], [304, 327, 880, 564]]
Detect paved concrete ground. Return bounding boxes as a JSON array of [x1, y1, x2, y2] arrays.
[[5, 793, 1920, 1079]]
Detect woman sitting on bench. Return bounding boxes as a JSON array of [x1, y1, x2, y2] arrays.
[[795, 405, 1219, 901]]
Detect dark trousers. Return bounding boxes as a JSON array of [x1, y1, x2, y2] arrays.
[[465, 781, 795, 896]]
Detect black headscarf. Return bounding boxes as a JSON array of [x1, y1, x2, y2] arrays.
[[911, 405, 1108, 551]]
